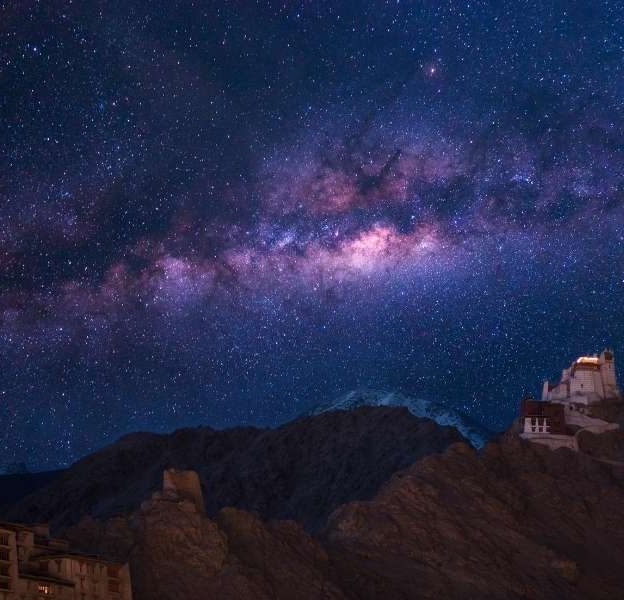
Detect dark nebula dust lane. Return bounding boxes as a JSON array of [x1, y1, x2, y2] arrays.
[[2, 0, 624, 468]]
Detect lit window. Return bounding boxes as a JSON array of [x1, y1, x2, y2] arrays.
[[38, 583, 50, 594]]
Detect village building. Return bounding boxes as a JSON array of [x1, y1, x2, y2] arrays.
[[520, 349, 621, 450], [0, 468, 203, 600], [0, 522, 132, 600]]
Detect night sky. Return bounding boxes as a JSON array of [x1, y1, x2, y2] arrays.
[[2, 1, 624, 469]]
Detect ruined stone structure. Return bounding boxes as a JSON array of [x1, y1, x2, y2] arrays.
[[162, 469, 204, 515], [142, 469, 205, 515], [0, 522, 132, 600], [520, 349, 621, 450]]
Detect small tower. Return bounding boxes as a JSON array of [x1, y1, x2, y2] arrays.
[[599, 349, 619, 399], [162, 468, 205, 514], [541, 380, 550, 402]]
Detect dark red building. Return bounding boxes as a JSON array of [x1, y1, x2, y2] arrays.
[[520, 398, 567, 435]]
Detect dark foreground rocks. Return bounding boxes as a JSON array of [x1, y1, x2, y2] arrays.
[[324, 435, 624, 599], [65, 500, 347, 600], [61, 432, 624, 600]]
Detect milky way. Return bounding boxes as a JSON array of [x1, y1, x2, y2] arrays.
[[2, 1, 624, 467]]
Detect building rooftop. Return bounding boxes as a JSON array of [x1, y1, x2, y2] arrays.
[[576, 356, 600, 365]]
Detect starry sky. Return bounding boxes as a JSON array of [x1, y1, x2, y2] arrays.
[[2, 0, 624, 469]]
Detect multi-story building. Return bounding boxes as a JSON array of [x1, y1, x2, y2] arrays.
[[541, 349, 620, 405], [519, 397, 578, 450], [519, 349, 621, 450], [0, 522, 132, 600]]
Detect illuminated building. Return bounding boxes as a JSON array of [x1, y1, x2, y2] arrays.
[[519, 349, 620, 450], [0, 522, 132, 600]]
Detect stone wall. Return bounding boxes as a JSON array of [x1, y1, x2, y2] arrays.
[[162, 469, 204, 514]]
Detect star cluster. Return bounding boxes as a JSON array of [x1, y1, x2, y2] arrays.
[[2, 1, 624, 467]]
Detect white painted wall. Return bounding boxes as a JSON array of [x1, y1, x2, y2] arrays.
[[520, 432, 578, 451]]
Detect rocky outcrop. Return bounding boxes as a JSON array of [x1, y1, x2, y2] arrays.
[[4, 407, 464, 532], [577, 429, 624, 464], [64, 495, 347, 600], [325, 434, 624, 600]]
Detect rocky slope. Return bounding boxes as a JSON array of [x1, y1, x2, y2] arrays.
[[61, 431, 624, 600], [324, 434, 624, 599], [312, 389, 493, 448], [65, 501, 348, 600], [4, 406, 464, 532], [6, 405, 624, 599]]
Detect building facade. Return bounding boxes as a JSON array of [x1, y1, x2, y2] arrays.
[[520, 398, 578, 450], [0, 522, 132, 600], [542, 349, 619, 405], [519, 349, 621, 450]]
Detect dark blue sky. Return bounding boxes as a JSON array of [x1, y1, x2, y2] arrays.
[[2, 0, 624, 468]]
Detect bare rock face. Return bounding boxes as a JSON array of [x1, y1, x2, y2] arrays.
[[324, 435, 624, 600], [5, 407, 464, 532], [586, 399, 624, 428], [132, 499, 227, 599], [65, 496, 346, 600], [576, 429, 624, 463], [214, 508, 345, 600]]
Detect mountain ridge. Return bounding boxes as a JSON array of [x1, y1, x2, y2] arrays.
[[2, 406, 464, 533], [312, 388, 493, 448], [60, 431, 624, 600]]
